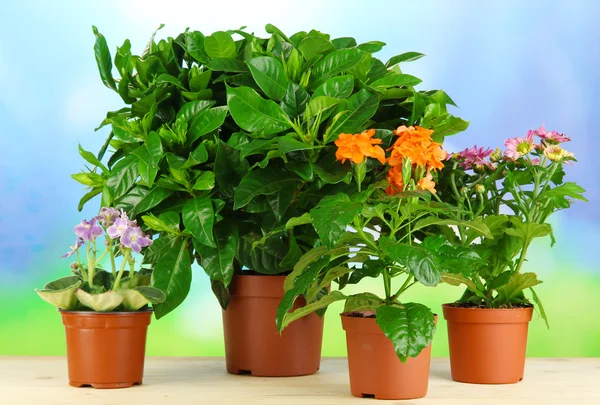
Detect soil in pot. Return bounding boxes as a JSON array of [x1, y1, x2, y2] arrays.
[[341, 313, 436, 400], [442, 304, 533, 384], [222, 274, 324, 377], [61, 309, 152, 388]]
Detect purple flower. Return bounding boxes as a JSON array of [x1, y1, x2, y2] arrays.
[[454, 145, 494, 169], [530, 125, 571, 143], [73, 219, 103, 241], [120, 226, 153, 253], [61, 238, 84, 258], [107, 216, 129, 239], [94, 207, 120, 227]]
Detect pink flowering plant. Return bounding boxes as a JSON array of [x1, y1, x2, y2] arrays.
[[432, 126, 586, 319], [35, 207, 165, 312]]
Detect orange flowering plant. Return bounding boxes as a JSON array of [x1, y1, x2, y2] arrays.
[[275, 124, 491, 362]]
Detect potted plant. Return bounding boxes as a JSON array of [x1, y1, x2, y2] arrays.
[[435, 126, 586, 383], [35, 207, 164, 388], [275, 125, 487, 399], [80, 24, 467, 376]]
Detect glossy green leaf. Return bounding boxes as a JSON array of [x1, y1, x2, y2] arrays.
[[176, 100, 216, 121], [151, 237, 193, 319], [194, 221, 238, 287], [285, 213, 312, 230], [312, 75, 354, 99], [281, 291, 346, 330], [142, 235, 179, 264], [530, 287, 549, 328], [280, 82, 310, 118], [310, 194, 362, 249], [496, 272, 542, 304], [132, 131, 163, 187], [206, 58, 249, 72], [331, 37, 357, 49], [214, 140, 249, 194], [79, 144, 108, 173], [247, 56, 289, 101], [122, 186, 173, 217], [92, 26, 117, 91], [182, 196, 216, 248], [106, 155, 138, 201], [192, 171, 215, 191], [234, 168, 299, 209], [310, 49, 367, 89], [344, 292, 383, 312], [376, 303, 436, 362], [78, 187, 102, 211], [357, 41, 386, 53], [227, 86, 291, 135], [304, 96, 342, 121], [379, 238, 442, 286], [385, 52, 425, 67], [204, 31, 237, 59], [72, 172, 105, 188], [283, 246, 330, 291], [370, 73, 422, 89], [188, 106, 228, 143], [183, 31, 208, 63], [326, 89, 379, 142]]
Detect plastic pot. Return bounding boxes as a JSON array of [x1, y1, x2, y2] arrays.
[[61, 309, 152, 388], [222, 274, 324, 377], [341, 314, 436, 400], [442, 304, 533, 384]]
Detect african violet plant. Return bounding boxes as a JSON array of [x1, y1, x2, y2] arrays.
[[76, 23, 468, 318], [35, 208, 165, 312], [435, 125, 586, 321], [274, 125, 489, 361]]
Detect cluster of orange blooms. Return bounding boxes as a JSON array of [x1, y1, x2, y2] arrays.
[[334, 126, 446, 195]]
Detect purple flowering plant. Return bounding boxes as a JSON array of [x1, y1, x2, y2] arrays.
[[430, 126, 586, 319], [35, 207, 165, 312]]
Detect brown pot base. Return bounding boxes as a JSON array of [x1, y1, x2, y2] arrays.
[[69, 380, 142, 389], [222, 275, 324, 377], [443, 304, 533, 384], [342, 314, 436, 400], [61, 310, 152, 389]]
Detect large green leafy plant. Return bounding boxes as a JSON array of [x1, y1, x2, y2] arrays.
[[76, 24, 468, 318], [435, 126, 586, 323], [275, 125, 488, 361]]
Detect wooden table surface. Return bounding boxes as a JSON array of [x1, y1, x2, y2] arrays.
[[1, 357, 598, 404]]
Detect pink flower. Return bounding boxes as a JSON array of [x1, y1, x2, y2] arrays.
[[504, 131, 535, 160], [531, 158, 540, 165], [530, 124, 571, 143], [454, 145, 494, 170], [73, 219, 103, 241], [120, 226, 153, 253]]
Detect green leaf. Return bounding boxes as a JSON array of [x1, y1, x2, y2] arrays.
[[281, 291, 347, 330], [539, 182, 587, 209], [357, 40, 386, 53], [189, 69, 212, 92], [206, 58, 249, 72], [280, 82, 310, 118], [176, 100, 216, 121], [247, 56, 289, 101], [379, 238, 442, 286], [155, 73, 185, 89], [376, 303, 436, 362], [72, 172, 105, 188], [132, 132, 163, 187], [78, 187, 102, 211], [385, 52, 425, 67], [310, 49, 366, 89], [487, 271, 513, 290], [227, 85, 291, 135], [79, 144, 108, 173], [413, 217, 493, 239], [35, 276, 82, 310], [188, 106, 228, 143], [284, 246, 330, 291], [276, 255, 331, 331], [530, 287, 549, 328], [76, 290, 123, 312], [204, 31, 237, 59], [239, 138, 277, 159], [233, 168, 299, 209], [142, 235, 179, 264], [106, 155, 138, 200], [279, 234, 303, 270], [331, 37, 357, 49], [285, 213, 312, 230], [183, 31, 208, 63], [195, 221, 238, 287], [441, 272, 484, 297], [370, 73, 422, 89], [304, 96, 342, 121], [344, 292, 383, 312], [182, 196, 216, 248], [278, 135, 315, 154], [151, 237, 193, 319], [215, 140, 249, 194], [312, 75, 354, 99], [133, 286, 166, 304], [211, 279, 231, 310], [192, 171, 215, 191], [92, 26, 117, 91], [496, 272, 542, 304], [297, 35, 336, 60], [326, 89, 379, 142], [310, 194, 362, 249], [122, 186, 172, 218], [504, 217, 553, 244], [348, 259, 384, 284], [265, 23, 292, 42]]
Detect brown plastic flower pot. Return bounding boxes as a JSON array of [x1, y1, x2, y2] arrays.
[[442, 304, 533, 384], [61, 310, 152, 388], [222, 274, 324, 377], [341, 314, 436, 400]]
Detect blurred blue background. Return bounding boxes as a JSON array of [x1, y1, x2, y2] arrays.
[[0, 0, 598, 356]]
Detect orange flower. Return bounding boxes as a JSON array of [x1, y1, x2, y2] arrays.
[[335, 129, 386, 165], [387, 126, 446, 171], [385, 165, 404, 195], [417, 171, 437, 194]]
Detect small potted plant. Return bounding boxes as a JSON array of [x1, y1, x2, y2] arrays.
[[275, 125, 487, 399], [35, 207, 164, 388], [436, 126, 586, 384], [83, 24, 469, 377]]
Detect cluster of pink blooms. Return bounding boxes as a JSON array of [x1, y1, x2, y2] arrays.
[[452, 125, 575, 171], [62, 207, 153, 258]]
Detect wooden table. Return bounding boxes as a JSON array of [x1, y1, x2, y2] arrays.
[[1, 357, 598, 404]]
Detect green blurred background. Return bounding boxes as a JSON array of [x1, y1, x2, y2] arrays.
[[1, 0, 598, 356]]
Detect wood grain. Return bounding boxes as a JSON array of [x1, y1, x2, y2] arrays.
[[0, 357, 598, 404]]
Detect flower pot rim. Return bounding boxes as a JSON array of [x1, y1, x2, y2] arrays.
[[234, 273, 286, 278], [441, 303, 533, 311], [340, 312, 439, 318], [59, 308, 153, 315]]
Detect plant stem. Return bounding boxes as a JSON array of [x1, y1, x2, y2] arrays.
[[113, 250, 131, 290], [87, 244, 95, 286], [75, 249, 87, 281], [392, 275, 414, 300], [129, 257, 135, 279], [109, 240, 117, 277], [382, 268, 392, 304], [513, 241, 531, 274]]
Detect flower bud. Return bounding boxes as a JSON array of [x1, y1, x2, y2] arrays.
[[460, 187, 468, 196], [490, 147, 502, 162], [70, 262, 80, 270], [474, 184, 485, 194]]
